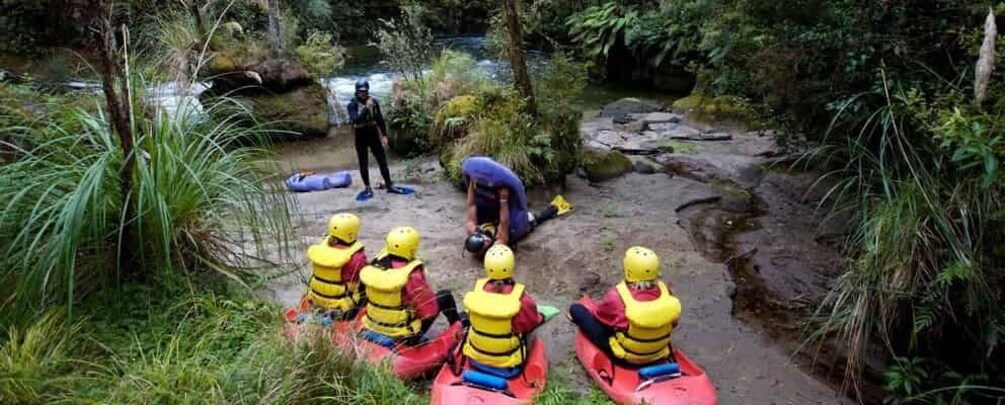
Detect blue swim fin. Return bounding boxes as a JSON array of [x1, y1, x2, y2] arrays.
[[387, 185, 416, 195], [355, 188, 374, 202]]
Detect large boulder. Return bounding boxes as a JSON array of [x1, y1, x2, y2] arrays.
[[207, 54, 312, 94], [244, 82, 329, 138], [598, 97, 665, 118], [202, 51, 329, 138], [581, 147, 633, 183]]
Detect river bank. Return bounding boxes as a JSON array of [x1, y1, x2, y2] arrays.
[[262, 99, 854, 403]]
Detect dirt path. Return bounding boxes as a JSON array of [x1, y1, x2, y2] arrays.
[[260, 121, 851, 403]]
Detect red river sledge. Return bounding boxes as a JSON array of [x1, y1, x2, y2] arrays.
[[573, 296, 718, 405]]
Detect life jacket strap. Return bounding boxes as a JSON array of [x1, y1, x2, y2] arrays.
[[310, 289, 348, 300]]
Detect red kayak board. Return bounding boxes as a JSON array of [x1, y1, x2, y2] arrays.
[[429, 337, 548, 405], [282, 297, 360, 342], [283, 297, 461, 379], [334, 321, 464, 379], [573, 297, 718, 405]]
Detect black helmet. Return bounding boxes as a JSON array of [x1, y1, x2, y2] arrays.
[[355, 78, 369, 92], [465, 234, 487, 254]]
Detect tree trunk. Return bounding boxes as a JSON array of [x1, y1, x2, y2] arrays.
[[186, 0, 206, 43], [94, 0, 136, 275], [266, 0, 283, 51], [503, 0, 536, 116]]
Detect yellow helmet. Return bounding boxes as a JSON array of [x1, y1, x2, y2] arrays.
[[623, 246, 660, 283], [385, 226, 420, 260], [484, 244, 515, 280], [328, 213, 360, 243]]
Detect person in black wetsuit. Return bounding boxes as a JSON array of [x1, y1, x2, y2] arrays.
[[347, 78, 407, 199]]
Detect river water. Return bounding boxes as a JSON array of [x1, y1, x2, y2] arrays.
[[54, 36, 672, 127], [322, 36, 541, 125]]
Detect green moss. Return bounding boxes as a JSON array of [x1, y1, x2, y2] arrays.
[[660, 140, 700, 154], [429, 95, 479, 146], [248, 82, 329, 137], [208, 54, 237, 74], [581, 148, 632, 182], [434, 95, 479, 125], [673, 93, 765, 128]]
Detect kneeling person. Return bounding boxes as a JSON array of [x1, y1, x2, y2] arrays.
[[462, 244, 543, 371], [306, 213, 367, 319], [462, 156, 571, 254], [360, 226, 460, 344], [570, 246, 681, 366]]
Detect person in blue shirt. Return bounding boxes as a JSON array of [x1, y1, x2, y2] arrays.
[[347, 78, 408, 200]]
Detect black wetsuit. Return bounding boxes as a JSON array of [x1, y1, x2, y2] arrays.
[[347, 97, 392, 188]]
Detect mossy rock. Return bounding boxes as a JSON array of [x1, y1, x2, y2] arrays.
[[672, 93, 763, 128], [434, 95, 479, 125], [429, 95, 479, 147], [246, 82, 329, 138], [581, 147, 633, 183], [208, 54, 237, 75]]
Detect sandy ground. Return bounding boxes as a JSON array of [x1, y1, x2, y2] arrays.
[[258, 128, 852, 404]]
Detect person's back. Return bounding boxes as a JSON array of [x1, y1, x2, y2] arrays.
[[570, 246, 681, 366], [462, 245, 542, 370], [360, 227, 427, 341], [596, 279, 680, 365], [360, 227, 460, 343], [307, 213, 367, 316]]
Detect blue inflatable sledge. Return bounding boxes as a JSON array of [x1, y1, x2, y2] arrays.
[[461, 156, 531, 241], [285, 171, 352, 192]]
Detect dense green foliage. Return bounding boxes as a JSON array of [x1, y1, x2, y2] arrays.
[[0, 0, 48, 54], [386, 49, 585, 186], [0, 280, 615, 404], [0, 80, 292, 325], [0, 0, 493, 56], [537, 0, 1005, 400], [0, 282, 429, 404]]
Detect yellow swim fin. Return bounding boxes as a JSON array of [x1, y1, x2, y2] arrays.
[[550, 195, 573, 216]]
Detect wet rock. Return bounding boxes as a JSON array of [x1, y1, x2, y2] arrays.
[[633, 160, 657, 174], [719, 190, 757, 213], [580, 116, 614, 138], [202, 53, 330, 138], [581, 147, 633, 182], [696, 132, 733, 141], [637, 112, 684, 127], [613, 115, 635, 125], [243, 82, 329, 138], [663, 126, 702, 139], [667, 129, 732, 141], [585, 130, 633, 150], [614, 112, 684, 133], [655, 154, 729, 184], [208, 57, 313, 94], [598, 97, 665, 118]]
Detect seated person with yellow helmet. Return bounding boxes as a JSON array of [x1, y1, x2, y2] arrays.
[[569, 247, 682, 366], [461, 244, 543, 376], [359, 226, 461, 345], [305, 213, 368, 319]]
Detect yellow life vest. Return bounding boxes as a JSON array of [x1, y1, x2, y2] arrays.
[[359, 257, 424, 339], [462, 278, 525, 368], [608, 281, 681, 364], [306, 241, 364, 311]]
